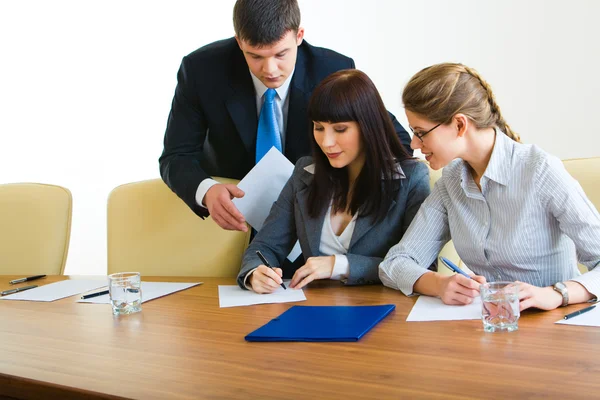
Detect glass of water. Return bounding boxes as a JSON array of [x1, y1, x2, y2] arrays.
[[481, 281, 520, 332], [108, 272, 142, 315]]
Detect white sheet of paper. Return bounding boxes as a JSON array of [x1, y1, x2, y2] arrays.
[[77, 282, 202, 304], [218, 280, 306, 308], [406, 295, 482, 321], [233, 148, 293, 231], [555, 305, 600, 327], [232, 148, 301, 262], [0, 280, 107, 302]]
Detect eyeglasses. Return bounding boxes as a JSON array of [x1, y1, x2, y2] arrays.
[[409, 123, 442, 142]]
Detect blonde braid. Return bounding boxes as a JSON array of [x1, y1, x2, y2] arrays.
[[462, 65, 521, 143]]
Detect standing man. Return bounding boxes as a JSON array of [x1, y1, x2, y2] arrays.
[[159, 0, 411, 232]]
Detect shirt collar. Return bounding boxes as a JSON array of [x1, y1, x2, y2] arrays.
[[481, 128, 514, 186], [250, 68, 295, 102], [303, 162, 406, 179]]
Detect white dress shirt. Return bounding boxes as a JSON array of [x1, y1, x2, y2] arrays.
[[195, 69, 294, 207], [379, 130, 600, 298]]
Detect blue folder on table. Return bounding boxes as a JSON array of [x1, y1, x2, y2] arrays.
[[245, 304, 395, 342]]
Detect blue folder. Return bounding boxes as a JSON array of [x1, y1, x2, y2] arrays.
[[245, 304, 396, 342]]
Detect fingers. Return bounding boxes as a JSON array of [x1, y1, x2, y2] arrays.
[[294, 274, 317, 290], [226, 184, 245, 199], [250, 266, 283, 294], [472, 275, 487, 285], [210, 198, 247, 232], [456, 274, 481, 290], [449, 275, 480, 298], [519, 298, 535, 312], [441, 292, 476, 305], [289, 267, 308, 289]]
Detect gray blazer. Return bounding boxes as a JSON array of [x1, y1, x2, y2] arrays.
[[237, 156, 431, 288]]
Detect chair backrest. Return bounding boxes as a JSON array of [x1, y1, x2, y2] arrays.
[[0, 183, 72, 275], [425, 163, 463, 274], [107, 178, 251, 277], [563, 157, 600, 210], [563, 157, 600, 274]]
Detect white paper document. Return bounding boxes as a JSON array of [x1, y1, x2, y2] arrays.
[[77, 282, 202, 304], [0, 279, 107, 302], [232, 148, 301, 262], [218, 281, 306, 308], [555, 305, 600, 327], [406, 295, 482, 321]]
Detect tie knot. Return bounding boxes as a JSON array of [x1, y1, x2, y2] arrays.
[[264, 88, 277, 103]]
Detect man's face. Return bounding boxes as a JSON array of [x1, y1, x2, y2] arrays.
[[236, 28, 304, 89]]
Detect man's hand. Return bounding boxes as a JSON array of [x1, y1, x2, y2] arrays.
[[203, 184, 247, 232]]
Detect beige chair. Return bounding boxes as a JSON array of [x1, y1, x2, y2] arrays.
[[563, 157, 600, 273], [0, 183, 72, 275], [426, 164, 463, 275], [107, 178, 251, 276]]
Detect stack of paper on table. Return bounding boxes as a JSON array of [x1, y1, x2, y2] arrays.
[[78, 282, 202, 303]]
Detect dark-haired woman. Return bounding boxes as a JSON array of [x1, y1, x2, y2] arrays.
[[237, 69, 430, 293]]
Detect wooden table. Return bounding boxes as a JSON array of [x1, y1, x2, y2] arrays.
[[0, 276, 598, 400]]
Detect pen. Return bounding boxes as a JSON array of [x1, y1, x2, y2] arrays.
[[9, 274, 46, 285], [1, 284, 38, 296], [81, 289, 110, 300], [256, 250, 286, 290], [439, 257, 472, 279], [564, 305, 596, 320]]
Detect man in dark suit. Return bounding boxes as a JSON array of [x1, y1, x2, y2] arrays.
[[159, 0, 411, 232]]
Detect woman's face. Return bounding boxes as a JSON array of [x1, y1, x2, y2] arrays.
[[313, 121, 365, 171], [406, 110, 461, 170]]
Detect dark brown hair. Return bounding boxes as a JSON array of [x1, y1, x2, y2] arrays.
[[403, 63, 520, 142], [233, 0, 300, 47], [307, 69, 411, 221]]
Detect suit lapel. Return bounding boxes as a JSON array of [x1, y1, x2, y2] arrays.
[[225, 49, 258, 159], [285, 45, 312, 163]]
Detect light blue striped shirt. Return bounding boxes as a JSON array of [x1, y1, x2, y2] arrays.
[[379, 131, 600, 298]]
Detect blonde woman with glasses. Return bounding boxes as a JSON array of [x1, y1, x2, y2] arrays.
[[379, 63, 600, 312]]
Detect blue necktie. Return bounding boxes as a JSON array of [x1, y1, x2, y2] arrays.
[[255, 88, 282, 163]]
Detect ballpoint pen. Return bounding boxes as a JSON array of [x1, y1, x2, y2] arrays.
[[564, 305, 596, 320], [9, 275, 46, 285], [81, 289, 110, 300], [1, 284, 38, 296], [439, 257, 473, 279], [256, 250, 286, 290]]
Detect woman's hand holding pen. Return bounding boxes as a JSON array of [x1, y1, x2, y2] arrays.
[[289, 256, 335, 290], [438, 273, 486, 305], [249, 265, 284, 294]]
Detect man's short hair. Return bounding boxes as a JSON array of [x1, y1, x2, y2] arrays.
[[233, 0, 301, 47]]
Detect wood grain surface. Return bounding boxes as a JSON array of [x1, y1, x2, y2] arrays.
[[0, 275, 598, 400]]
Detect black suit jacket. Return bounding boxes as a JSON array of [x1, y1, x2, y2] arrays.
[[159, 38, 412, 218]]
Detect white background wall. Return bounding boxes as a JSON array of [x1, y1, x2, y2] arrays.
[[1, 0, 599, 275]]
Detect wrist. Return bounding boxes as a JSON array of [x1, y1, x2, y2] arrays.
[[547, 286, 564, 309]]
